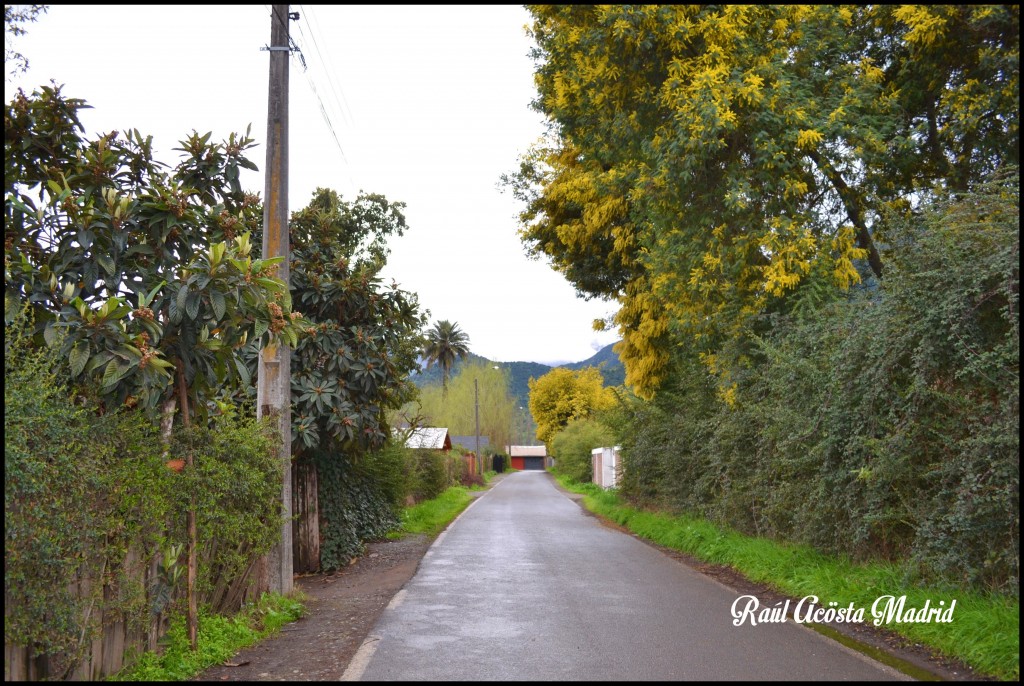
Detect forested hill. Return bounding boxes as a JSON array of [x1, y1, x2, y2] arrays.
[[411, 342, 625, 407]]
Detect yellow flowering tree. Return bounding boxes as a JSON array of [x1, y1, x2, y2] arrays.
[[527, 367, 616, 446], [510, 4, 1019, 398]]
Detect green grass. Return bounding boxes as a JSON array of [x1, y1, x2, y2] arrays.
[[107, 592, 305, 681], [389, 486, 475, 538], [387, 471, 501, 539], [555, 475, 1019, 681]]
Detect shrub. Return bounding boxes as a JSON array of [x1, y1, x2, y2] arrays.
[[315, 450, 401, 571], [410, 449, 450, 502], [5, 309, 170, 678], [550, 417, 617, 483], [353, 441, 413, 510], [169, 416, 284, 613]]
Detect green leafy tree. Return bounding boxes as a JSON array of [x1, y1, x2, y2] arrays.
[[4, 85, 304, 423], [4, 4, 46, 77], [5, 83, 306, 654], [527, 366, 615, 446], [510, 4, 1019, 398], [414, 359, 516, 452], [422, 319, 470, 397], [257, 187, 427, 452], [550, 417, 616, 483]]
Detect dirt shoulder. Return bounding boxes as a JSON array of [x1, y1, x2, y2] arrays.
[[195, 533, 432, 682]]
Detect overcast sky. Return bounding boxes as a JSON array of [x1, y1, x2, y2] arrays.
[[7, 4, 621, 365]]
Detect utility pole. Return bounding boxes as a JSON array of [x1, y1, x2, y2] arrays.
[[259, 3, 293, 596], [474, 378, 481, 475]]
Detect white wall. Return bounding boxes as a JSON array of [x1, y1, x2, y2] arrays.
[[591, 446, 621, 488]]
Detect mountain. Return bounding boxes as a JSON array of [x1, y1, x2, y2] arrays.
[[410, 342, 624, 407], [563, 344, 626, 385]]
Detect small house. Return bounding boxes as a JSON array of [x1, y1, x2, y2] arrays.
[[506, 445, 548, 471]]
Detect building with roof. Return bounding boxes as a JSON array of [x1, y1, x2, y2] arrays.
[[505, 444, 548, 471], [399, 427, 452, 451], [450, 435, 490, 453]]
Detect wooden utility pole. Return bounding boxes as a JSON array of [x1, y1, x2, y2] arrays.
[[259, 3, 293, 596], [474, 378, 481, 475]]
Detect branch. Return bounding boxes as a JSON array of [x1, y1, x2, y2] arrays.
[[805, 150, 884, 279]]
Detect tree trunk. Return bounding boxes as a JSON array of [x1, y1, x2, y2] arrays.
[[176, 366, 199, 652], [159, 396, 177, 455]]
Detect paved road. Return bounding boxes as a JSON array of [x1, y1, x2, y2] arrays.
[[345, 472, 907, 681]]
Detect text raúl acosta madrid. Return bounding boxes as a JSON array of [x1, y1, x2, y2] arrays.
[[731, 594, 956, 627]]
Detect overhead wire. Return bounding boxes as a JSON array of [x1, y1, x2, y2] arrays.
[[289, 5, 359, 196], [262, 4, 358, 196], [302, 5, 356, 130]]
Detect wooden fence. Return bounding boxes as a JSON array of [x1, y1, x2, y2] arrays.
[[5, 541, 267, 681], [292, 459, 319, 574], [5, 547, 162, 681]]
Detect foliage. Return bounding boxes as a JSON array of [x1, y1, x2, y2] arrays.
[[6, 304, 293, 675], [5, 85, 304, 421], [356, 441, 416, 511], [549, 416, 617, 483], [557, 474, 1019, 681], [421, 319, 470, 396], [314, 450, 402, 571], [392, 486, 475, 538], [4, 4, 46, 76], [5, 307, 170, 676], [109, 592, 305, 682], [527, 366, 616, 445], [232, 186, 425, 575], [414, 359, 517, 451], [254, 187, 426, 454], [511, 4, 1019, 397], [408, 449, 452, 504], [617, 173, 1019, 591], [169, 417, 284, 612]]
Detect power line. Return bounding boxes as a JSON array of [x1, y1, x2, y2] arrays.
[[303, 5, 356, 130], [265, 5, 357, 196], [291, 15, 345, 136]]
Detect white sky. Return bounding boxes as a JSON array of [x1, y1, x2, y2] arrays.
[[6, 4, 621, 365]]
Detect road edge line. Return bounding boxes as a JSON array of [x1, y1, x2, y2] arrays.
[[339, 482, 496, 680]]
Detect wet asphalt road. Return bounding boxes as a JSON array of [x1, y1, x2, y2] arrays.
[[346, 471, 907, 681]]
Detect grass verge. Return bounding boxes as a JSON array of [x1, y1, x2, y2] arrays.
[[556, 475, 1019, 681], [389, 486, 474, 538], [107, 592, 305, 681], [387, 471, 501, 539]]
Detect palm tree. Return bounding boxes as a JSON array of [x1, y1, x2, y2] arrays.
[[422, 320, 470, 398]]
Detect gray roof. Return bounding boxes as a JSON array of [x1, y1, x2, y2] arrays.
[[450, 436, 490, 452]]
